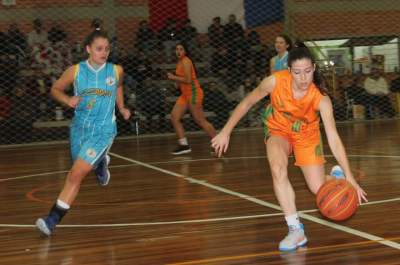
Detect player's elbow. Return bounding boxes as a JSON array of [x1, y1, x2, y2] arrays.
[[50, 86, 62, 98]]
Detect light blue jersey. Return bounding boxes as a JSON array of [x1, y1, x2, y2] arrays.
[[70, 61, 119, 165], [73, 61, 118, 132], [272, 51, 289, 72]]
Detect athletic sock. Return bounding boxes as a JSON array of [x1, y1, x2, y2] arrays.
[[285, 213, 301, 229], [178, 137, 188, 146], [48, 200, 69, 224]]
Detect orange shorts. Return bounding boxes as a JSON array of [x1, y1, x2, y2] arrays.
[[176, 89, 203, 106], [266, 129, 326, 167]]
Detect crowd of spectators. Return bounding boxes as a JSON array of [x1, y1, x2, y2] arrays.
[[340, 67, 397, 120], [0, 15, 399, 143]]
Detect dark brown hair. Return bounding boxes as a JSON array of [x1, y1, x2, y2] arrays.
[[288, 47, 328, 95], [84, 30, 109, 47]]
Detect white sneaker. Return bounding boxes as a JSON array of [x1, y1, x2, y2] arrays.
[[279, 224, 308, 252], [330, 165, 345, 179]]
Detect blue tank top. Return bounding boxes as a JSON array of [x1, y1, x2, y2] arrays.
[[72, 61, 119, 133], [273, 51, 288, 71]]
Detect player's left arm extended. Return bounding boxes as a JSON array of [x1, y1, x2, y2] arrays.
[[319, 96, 354, 178], [320, 95, 368, 203]]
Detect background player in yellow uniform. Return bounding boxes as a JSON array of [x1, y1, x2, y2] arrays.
[[167, 42, 216, 155], [212, 47, 367, 251]]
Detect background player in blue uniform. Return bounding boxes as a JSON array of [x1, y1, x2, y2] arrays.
[[269, 34, 292, 74], [36, 30, 131, 236]]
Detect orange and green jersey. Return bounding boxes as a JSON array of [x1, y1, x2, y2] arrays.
[[175, 56, 203, 105], [263, 70, 325, 166], [263, 70, 323, 138]]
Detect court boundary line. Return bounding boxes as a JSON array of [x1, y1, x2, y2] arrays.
[[2, 118, 395, 149], [0, 153, 398, 244], [2, 153, 399, 183], [108, 152, 400, 250], [167, 236, 400, 265], [3, 197, 398, 228], [1, 153, 399, 249]]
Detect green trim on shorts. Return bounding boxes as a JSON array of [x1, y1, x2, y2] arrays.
[[262, 105, 274, 137], [191, 82, 197, 105], [315, 134, 324, 157]]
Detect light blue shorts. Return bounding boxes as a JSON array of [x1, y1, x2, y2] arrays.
[[70, 127, 115, 166]]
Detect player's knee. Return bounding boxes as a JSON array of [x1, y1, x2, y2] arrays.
[[66, 170, 86, 185], [171, 113, 181, 124], [194, 117, 206, 127], [270, 163, 288, 182]]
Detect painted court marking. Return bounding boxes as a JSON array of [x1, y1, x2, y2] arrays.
[[1, 153, 400, 250], [109, 152, 400, 250], [1, 153, 398, 183], [2, 195, 398, 228]]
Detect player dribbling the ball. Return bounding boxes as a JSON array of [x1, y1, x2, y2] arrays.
[[212, 47, 368, 252]]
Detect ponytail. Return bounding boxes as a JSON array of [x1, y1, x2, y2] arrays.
[[84, 29, 109, 47]]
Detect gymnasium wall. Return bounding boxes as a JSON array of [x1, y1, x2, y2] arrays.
[[1, 0, 400, 48]]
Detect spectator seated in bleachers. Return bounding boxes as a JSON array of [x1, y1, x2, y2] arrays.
[[390, 72, 400, 115], [6, 23, 27, 65], [210, 45, 230, 77], [344, 75, 365, 105], [204, 81, 234, 128], [135, 20, 156, 57], [0, 88, 11, 143], [178, 19, 199, 60], [24, 67, 56, 121], [220, 76, 246, 106], [158, 18, 179, 63], [362, 66, 396, 119], [223, 14, 244, 51], [0, 31, 20, 96], [1, 84, 39, 143], [135, 77, 167, 132], [47, 23, 72, 74], [207, 16, 224, 49], [27, 19, 48, 50], [121, 50, 153, 88]]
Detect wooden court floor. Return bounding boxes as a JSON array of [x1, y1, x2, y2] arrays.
[[0, 119, 399, 265]]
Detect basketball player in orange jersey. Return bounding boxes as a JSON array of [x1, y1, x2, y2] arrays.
[[212, 47, 367, 251], [167, 43, 216, 155]]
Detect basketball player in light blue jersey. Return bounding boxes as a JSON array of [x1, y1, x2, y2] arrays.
[[269, 34, 292, 74], [36, 30, 130, 236]]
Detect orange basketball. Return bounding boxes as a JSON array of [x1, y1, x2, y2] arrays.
[[316, 179, 358, 221]]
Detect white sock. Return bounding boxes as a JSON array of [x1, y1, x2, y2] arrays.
[[57, 199, 70, 210], [178, 138, 188, 146], [285, 213, 301, 228]]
